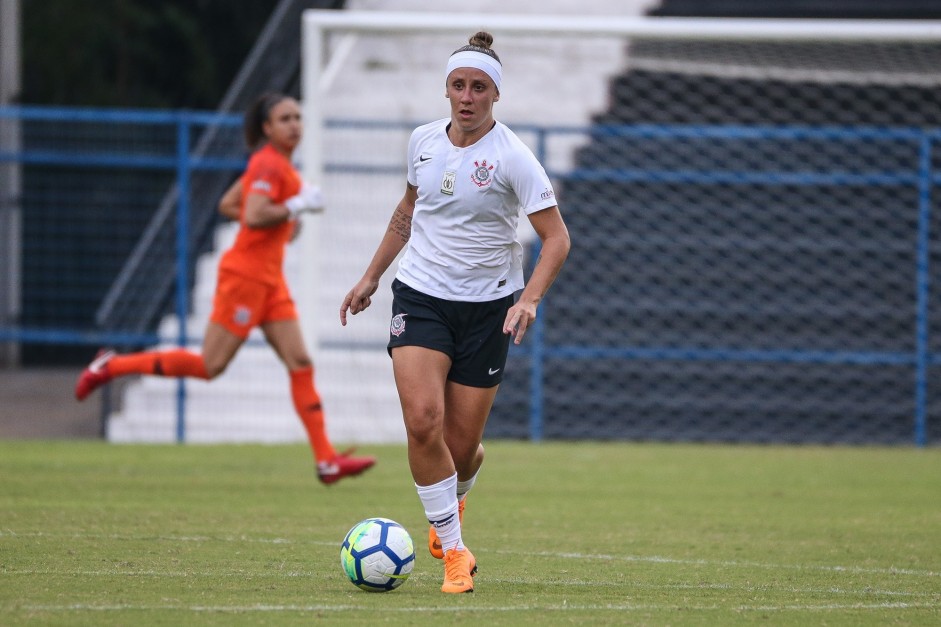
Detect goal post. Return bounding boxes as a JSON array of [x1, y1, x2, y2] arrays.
[[299, 10, 941, 445], [299, 9, 941, 284]]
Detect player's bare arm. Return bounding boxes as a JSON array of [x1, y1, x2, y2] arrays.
[[504, 205, 570, 344], [242, 191, 291, 227], [389, 201, 413, 245]]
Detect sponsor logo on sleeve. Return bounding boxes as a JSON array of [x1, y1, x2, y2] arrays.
[[250, 179, 272, 193]]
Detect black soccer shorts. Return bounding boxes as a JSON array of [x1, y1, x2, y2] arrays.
[[388, 278, 513, 388]]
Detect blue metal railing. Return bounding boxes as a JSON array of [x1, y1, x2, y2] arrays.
[[0, 107, 937, 445], [326, 120, 938, 446]]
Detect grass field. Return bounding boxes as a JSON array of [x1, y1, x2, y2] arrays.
[[1, 440, 939, 625]]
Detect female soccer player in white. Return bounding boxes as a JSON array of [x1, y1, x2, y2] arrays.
[[340, 32, 570, 593]]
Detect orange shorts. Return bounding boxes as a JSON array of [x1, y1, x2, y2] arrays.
[[209, 269, 298, 339]]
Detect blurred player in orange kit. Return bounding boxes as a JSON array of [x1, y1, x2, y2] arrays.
[[76, 92, 375, 485]]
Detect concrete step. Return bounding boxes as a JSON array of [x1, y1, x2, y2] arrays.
[[106, 346, 404, 444]]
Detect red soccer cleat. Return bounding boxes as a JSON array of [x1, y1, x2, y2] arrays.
[[74, 349, 116, 401], [317, 449, 376, 485]]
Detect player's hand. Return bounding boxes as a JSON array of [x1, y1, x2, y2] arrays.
[[340, 278, 379, 326], [285, 182, 325, 217], [503, 299, 538, 345]]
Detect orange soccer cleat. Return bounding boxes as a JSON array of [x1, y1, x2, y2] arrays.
[[441, 547, 477, 594]]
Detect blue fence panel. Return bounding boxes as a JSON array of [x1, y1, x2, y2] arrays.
[[492, 123, 939, 446], [0, 106, 938, 445], [0, 106, 244, 350]]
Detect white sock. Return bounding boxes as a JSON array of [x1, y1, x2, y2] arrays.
[[456, 469, 479, 502], [416, 473, 463, 552]]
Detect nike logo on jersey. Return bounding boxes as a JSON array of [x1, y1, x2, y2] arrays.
[[419, 155, 432, 161], [488, 368, 501, 375]]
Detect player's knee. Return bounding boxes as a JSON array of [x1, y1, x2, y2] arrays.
[[203, 359, 228, 379], [404, 404, 444, 445]]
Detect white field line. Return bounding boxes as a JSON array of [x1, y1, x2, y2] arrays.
[[2, 567, 935, 605], [13, 601, 941, 613], [503, 549, 941, 579], [0, 566, 930, 601], [2, 529, 939, 580]]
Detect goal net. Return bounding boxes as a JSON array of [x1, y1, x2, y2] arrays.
[[298, 13, 941, 445]]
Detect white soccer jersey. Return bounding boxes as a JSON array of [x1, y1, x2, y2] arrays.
[[396, 118, 557, 302]]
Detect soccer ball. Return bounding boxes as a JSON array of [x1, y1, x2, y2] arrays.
[[340, 517, 415, 592]]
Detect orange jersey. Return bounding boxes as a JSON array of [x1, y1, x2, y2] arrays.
[[218, 143, 300, 285]]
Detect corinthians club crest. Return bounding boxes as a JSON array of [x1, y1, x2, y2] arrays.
[[390, 313, 408, 337], [471, 159, 495, 187]]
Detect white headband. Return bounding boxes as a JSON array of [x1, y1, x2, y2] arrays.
[[446, 50, 502, 91]]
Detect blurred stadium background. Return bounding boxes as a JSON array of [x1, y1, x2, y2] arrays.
[[2, 0, 941, 446]]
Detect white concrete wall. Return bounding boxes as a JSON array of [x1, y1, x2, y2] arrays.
[[107, 0, 652, 444]]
